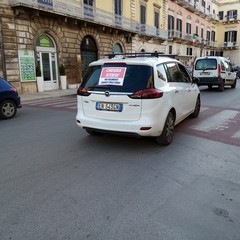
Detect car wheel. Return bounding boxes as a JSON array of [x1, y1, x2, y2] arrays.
[[231, 79, 237, 88], [219, 80, 224, 92], [0, 100, 17, 119], [190, 96, 201, 118], [156, 111, 175, 146]]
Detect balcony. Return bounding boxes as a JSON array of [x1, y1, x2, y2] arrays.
[[168, 30, 195, 44], [220, 42, 240, 49], [221, 15, 240, 24], [171, 0, 211, 18], [10, 0, 168, 40]]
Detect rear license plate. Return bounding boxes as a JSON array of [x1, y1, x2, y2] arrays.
[[96, 102, 123, 112], [200, 72, 210, 75]]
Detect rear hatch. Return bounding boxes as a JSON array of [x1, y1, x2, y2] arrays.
[[78, 63, 154, 121], [194, 58, 218, 78]]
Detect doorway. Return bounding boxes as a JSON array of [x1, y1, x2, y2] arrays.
[[36, 35, 58, 91], [81, 36, 98, 78]]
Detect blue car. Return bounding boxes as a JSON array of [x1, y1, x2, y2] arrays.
[[0, 77, 22, 119]]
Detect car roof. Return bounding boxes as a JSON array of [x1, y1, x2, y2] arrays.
[[89, 52, 179, 67], [195, 56, 230, 61]]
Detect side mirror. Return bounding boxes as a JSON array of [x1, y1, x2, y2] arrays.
[[192, 77, 200, 84]]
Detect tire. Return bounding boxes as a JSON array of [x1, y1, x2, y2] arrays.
[[231, 79, 237, 89], [156, 111, 175, 146], [218, 80, 224, 92], [0, 100, 17, 119], [190, 96, 201, 118]]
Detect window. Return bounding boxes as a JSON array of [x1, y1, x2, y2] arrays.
[[165, 63, 191, 83], [195, 26, 199, 36], [84, 0, 94, 18], [216, 51, 223, 56], [82, 64, 154, 93], [224, 31, 237, 43], [154, 10, 159, 29], [168, 15, 174, 37], [210, 50, 215, 56], [114, 0, 122, 25], [218, 11, 224, 20], [201, 28, 204, 38], [187, 47, 192, 55], [211, 31, 216, 41], [113, 43, 123, 53], [227, 10, 238, 20], [168, 15, 174, 30], [206, 31, 211, 41], [140, 4, 146, 32], [186, 22, 191, 34], [176, 18, 182, 37], [169, 45, 172, 54], [195, 59, 217, 70], [157, 64, 167, 81], [114, 0, 122, 15]]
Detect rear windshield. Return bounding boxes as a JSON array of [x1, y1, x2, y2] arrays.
[[81, 64, 153, 93], [195, 59, 217, 70]]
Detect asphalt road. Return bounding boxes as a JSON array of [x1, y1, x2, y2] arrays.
[[0, 83, 240, 240]]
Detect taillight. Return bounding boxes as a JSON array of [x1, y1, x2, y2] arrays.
[[218, 64, 221, 78], [77, 86, 91, 96], [129, 88, 163, 99]]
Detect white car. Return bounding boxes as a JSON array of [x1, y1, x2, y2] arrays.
[[76, 52, 200, 145], [193, 56, 237, 91]]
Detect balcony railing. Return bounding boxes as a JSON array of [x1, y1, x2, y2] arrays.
[[172, 0, 214, 19], [168, 30, 193, 42], [221, 15, 240, 22], [10, 0, 168, 40], [220, 42, 240, 48]]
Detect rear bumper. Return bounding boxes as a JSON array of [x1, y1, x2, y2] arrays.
[[197, 77, 221, 86], [76, 114, 164, 137]]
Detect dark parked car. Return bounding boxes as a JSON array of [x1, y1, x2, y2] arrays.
[[232, 65, 240, 78], [0, 77, 21, 119]]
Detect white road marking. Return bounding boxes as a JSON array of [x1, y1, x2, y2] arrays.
[[191, 110, 239, 132], [232, 130, 240, 139]]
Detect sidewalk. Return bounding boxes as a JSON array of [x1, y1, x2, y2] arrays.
[[20, 88, 77, 103]]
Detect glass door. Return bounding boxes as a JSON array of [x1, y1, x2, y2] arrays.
[[38, 52, 58, 90]]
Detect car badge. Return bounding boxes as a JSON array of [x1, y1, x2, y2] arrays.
[[105, 91, 110, 97]]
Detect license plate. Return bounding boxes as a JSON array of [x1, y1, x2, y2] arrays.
[[96, 102, 123, 112], [200, 72, 210, 75]]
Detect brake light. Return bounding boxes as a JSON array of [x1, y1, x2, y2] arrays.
[[77, 86, 91, 96], [218, 64, 221, 79], [129, 88, 163, 99]]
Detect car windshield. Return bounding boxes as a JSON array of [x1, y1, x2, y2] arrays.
[[81, 64, 154, 93], [195, 59, 217, 70]]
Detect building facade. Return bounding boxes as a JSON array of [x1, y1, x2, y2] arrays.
[[0, 0, 239, 93]]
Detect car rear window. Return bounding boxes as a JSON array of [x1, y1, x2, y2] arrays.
[[81, 64, 153, 93], [195, 59, 217, 70]]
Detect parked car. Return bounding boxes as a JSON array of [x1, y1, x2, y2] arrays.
[[232, 65, 240, 78], [76, 52, 200, 145], [193, 56, 237, 91], [0, 77, 22, 119]]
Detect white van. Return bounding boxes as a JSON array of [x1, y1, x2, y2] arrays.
[[193, 56, 237, 91]]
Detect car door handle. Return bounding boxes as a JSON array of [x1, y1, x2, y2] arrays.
[[188, 89, 191, 92], [175, 90, 179, 93]]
